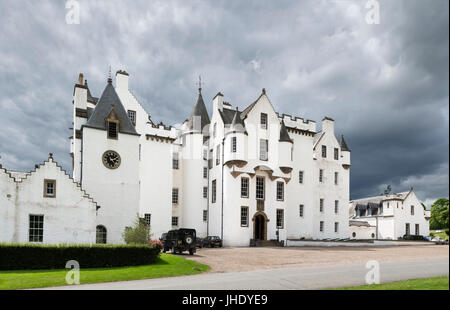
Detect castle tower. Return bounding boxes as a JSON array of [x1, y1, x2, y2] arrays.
[[79, 76, 140, 243], [181, 87, 210, 237]]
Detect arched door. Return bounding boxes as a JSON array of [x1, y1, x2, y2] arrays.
[[253, 213, 268, 240]]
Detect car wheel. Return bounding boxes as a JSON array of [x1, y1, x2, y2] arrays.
[[189, 249, 194, 255]]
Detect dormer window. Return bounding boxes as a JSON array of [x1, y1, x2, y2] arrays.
[[127, 110, 136, 126], [107, 121, 118, 139], [105, 105, 119, 140], [260, 113, 267, 129]]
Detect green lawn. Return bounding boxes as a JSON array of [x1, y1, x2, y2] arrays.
[[0, 253, 210, 290], [335, 276, 449, 290]]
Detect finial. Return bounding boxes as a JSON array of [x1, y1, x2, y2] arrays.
[[111, 104, 115, 110], [49, 153, 53, 159], [107, 65, 112, 83], [197, 75, 202, 94], [262, 88, 266, 95]]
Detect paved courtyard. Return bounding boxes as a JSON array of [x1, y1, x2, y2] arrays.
[[182, 245, 449, 273]]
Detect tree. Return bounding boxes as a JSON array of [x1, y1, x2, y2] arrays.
[[429, 198, 449, 230], [122, 214, 151, 244]]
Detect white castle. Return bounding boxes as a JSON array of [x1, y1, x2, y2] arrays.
[[1, 70, 353, 246]]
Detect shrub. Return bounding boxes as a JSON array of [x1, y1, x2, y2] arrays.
[[402, 234, 425, 241], [0, 243, 160, 270], [123, 214, 151, 244], [445, 228, 449, 237], [149, 239, 163, 250], [430, 232, 435, 238]]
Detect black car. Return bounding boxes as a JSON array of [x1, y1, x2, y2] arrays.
[[196, 237, 204, 248], [162, 228, 197, 255], [202, 236, 223, 248]]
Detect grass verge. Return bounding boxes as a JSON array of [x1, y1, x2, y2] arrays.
[[334, 276, 449, 290], [0, 253, 210, 290]]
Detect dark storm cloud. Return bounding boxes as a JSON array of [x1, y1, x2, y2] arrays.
[[0, 0, 448, 206]]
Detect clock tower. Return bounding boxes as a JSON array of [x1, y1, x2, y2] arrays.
[[75, 76, 140, 243]]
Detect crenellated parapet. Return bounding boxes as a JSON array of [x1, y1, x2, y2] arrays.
[[277, 113, 316, 133]]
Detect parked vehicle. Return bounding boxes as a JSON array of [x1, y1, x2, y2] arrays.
[[159, 233, 167, 242], [202, 236, 223, 248], [162, 228, 197, 255], [196, 237, 204, 248]]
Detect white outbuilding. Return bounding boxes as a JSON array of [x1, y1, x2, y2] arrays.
[[349, 189, 431, 240]]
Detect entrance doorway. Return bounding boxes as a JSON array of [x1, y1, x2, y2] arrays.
[[253, 213, 267, 240]]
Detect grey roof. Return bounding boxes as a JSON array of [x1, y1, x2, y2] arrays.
[[187, 90, 210, 131], [340, 135, 350, 151], [219, 107, 245, 128], [279, 120, 292, 142], [229, 109, 247, 133], [84, 79, 138, 135], [349, 220, 373, 227], [351, 191, 410, 205]]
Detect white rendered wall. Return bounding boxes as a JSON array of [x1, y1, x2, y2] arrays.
[[81, 128, 140, 243], [313, 120, 350, 239], [0, 169, 16, 242], [181, 132, 208, 237], [1, 159, 97, 244]]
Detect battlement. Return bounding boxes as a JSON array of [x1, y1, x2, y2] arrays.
[[277, 113, 316, 132]]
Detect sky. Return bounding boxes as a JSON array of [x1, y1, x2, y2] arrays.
[[0, 0, 448, 206]]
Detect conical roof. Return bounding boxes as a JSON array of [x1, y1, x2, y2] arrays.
[[187, 90, 210, 131], [340, 135, 350, 151], [229, 109, 246, 133], [279, 120, 292, 142], [84, 79, 138, 135]]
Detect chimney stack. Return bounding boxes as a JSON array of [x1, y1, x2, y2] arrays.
[[78, 73, 84, 85]]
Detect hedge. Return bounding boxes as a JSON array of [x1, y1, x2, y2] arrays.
[[402, 234, 425, 241], [0, 243, 161, 270]]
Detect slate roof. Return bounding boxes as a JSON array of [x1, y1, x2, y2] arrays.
[[85, 81, 98, 104], [219, 107, 245, 128], [340, 135, 350, 151], [84, 79, 138, 135], [229, 109, 247, 133], [349, 220, 373, 227], [187, 90, 210, 131], [279, 120, 292, 142], [351, 192, 410, 205]]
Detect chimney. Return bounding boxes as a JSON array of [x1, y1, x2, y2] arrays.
[[78, 73, 83, 85], [116, 70, 129, 90], [322, 116, 334, 133], [213, 92, 224, 112]]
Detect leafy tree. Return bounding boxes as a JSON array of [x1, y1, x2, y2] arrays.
[[122, 214, 151, 244], [429, 198, 449, 230]]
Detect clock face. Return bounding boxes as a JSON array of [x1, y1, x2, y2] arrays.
[[102, 150, 121, 169]]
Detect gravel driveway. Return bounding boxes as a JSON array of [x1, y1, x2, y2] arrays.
[[180, 245, 449, 273]]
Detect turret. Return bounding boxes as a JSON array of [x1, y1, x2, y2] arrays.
[[181, 88, 210, 237], [224, 109, 248, 166], [278, 120, 293, 173]]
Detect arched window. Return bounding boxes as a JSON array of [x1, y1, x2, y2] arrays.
[[96, 225, 107, 244]]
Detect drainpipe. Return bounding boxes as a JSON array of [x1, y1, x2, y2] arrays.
[[206, 147, 210, 237], [221, 137, 225, 241]]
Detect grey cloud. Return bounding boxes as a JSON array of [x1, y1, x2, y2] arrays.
[[0, 0, 448, 205]]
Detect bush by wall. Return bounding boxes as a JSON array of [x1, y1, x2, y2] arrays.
[[0, 243, 161, 270], [402, 234, 425, 241]]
